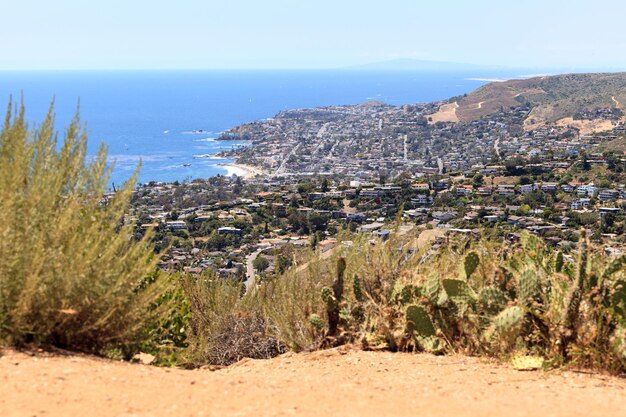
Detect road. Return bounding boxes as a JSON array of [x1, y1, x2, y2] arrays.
[[494, 137, 501, 159], [245, 248, 265, 293], [273, 143, 301, 177], [403, 134, 408, 161]]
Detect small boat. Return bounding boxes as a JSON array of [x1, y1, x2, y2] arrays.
[[182, 163, 192, 167]]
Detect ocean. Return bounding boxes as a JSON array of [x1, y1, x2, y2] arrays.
[[0, 70, 519, 186]]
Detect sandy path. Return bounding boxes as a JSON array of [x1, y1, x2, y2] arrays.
[[612, 96, 622, 109], [3, 348, 624, 417]]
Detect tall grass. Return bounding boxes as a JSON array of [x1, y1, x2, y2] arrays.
[[0, 101, 166, 353]]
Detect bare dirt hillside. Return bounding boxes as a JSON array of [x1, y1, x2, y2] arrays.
[[2, 348, 626, 417]]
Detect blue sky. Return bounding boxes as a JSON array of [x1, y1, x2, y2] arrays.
[[1, 0, 625, 70]]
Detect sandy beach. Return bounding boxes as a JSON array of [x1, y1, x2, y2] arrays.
[[219, 163, 267, 179]]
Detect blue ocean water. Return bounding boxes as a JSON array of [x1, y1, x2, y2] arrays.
[[0, 70, 517, 186]]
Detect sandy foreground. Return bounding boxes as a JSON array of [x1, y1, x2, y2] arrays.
[[2, 347, 626, 417]]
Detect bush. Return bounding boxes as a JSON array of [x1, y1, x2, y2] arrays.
[[0, 102, 166, 354], [182, 274, 285, 366]]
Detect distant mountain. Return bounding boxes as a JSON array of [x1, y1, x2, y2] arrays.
[[345, 58, 506, 72]]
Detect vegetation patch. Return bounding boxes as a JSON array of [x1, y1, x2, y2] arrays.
[[0, 102, 167, 355]]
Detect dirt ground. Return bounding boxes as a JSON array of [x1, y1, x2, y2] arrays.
[[2, 348, 626, 417], [428, 102, 459, 123]]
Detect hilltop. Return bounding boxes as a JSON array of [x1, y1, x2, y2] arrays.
[[435, 72, 626, 134], [3, 348, 626, 417]]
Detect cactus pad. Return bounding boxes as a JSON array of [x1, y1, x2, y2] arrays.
[[443, 279, 477, 305], [611, 280, 626, 317], [511, 354, 544, 371], [494, 306, 525, 339], [464, 251, 480, 278], [405, 304, 436, 337], [516, 269, 541, 306], [478, 286, 508, 314]]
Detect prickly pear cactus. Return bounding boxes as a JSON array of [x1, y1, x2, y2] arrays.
[[443, 279, 477, 305], [392, 283, 417, 305], [416, 335, 443, 354], [521, 233, 544, 263], [464, 251, 480, 278], [611, 280, 626, 317], [478, 286, 508, 314], [603, 255, 626, 280], [493, 306, 525, 340], [558, 233, 589, 356], [516, 269, 541, 306], [405, 304, 436, 337], [420, 276, 440, 303], [511, 354, 544, 371]]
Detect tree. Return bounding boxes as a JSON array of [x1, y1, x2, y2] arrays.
[[579, 151, 591, 171], [515, 204, 531, 216], [276, 255, 292, 274], [309, 213, 329, 232], [472, 173, 484, 188], [320, 178, 329, 192], [253, 255, 270, 273]]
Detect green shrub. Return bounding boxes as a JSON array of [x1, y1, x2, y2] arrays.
[[0, 101, 166, 354]]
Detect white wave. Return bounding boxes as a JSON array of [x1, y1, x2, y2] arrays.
[[182, 130, 213, 135], [192, 137, 217, 142], [193, 154, 227, 160], [108, 154, 173, 163]]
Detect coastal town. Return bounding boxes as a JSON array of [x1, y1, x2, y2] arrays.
[[123, 96, 626, 290]]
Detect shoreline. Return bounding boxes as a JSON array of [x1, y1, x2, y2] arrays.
[[218, 163, 267, 179]]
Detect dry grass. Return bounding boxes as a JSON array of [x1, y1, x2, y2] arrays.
[[181, 275, 286, 366]]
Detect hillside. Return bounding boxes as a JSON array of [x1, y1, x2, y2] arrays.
[[600, 135, 626, 152], [433, 72, 626, 134], [3, 348, 626, 417]]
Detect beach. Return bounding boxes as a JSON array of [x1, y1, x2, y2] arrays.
[[219, 163, 267, 179]]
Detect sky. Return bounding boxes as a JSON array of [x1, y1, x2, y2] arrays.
[[1, 0, 626, 71]]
